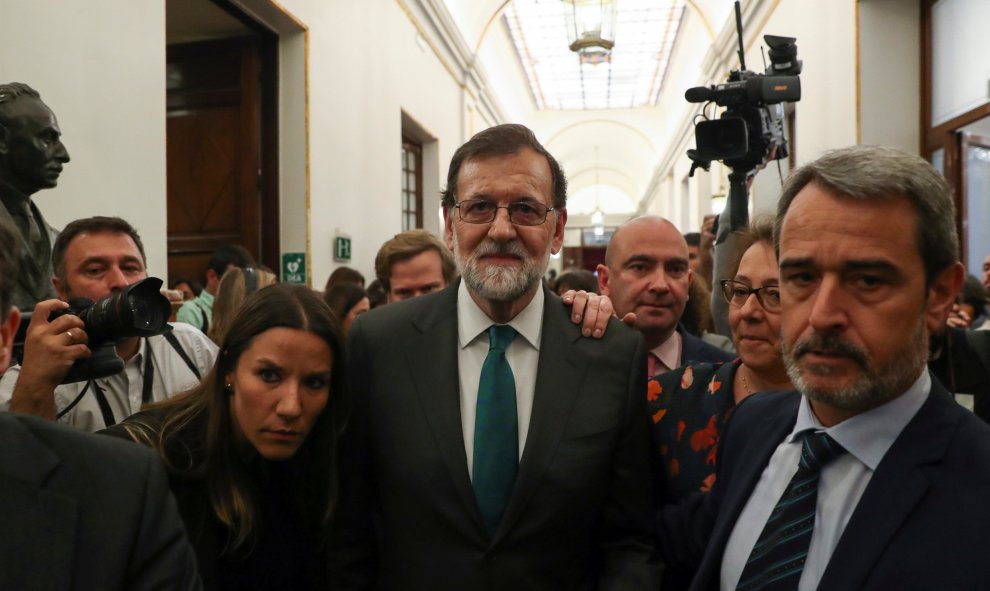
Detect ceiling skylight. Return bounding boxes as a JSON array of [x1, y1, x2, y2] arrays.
[[504, 0, 686, 110]]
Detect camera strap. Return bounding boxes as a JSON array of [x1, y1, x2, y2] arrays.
[[92, 382, 116, 427], [142, 340, 155, 404], [141, 333, 203, 404], [56, 335, 203, 426], [55, 380, 93, 420], [56, 380, 117, 427], [163, 332, 202, 380]]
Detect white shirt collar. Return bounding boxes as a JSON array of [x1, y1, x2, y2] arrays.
[[457, 279, 544, 350], [790, 369, 930, 470]]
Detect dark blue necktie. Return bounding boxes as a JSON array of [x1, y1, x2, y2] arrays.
[[473, 324, 518, 535], [736, 431, 846, 591]]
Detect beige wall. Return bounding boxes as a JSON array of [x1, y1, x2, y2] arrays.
[[0, 0, 502, 287], [0, 0, 168, 276]]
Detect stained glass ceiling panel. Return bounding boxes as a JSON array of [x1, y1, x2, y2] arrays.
[[504, 0, 686, 110]]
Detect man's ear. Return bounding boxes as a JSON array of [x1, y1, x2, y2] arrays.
[[926, 262, 965, 334], [0, 307, 21, 372], [596, 264, 610, 295], [52, 275, 68, 301], [443, 207, 454, 251], [550, 208, 567, 255]]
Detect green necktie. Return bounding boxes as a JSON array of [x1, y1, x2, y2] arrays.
[[473, 324, 518, 534]]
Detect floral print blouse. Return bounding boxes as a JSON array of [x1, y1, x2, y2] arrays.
[[648, 358, 741, 503]]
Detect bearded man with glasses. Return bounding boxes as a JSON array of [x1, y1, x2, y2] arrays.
[[330, 123, 660, 590]]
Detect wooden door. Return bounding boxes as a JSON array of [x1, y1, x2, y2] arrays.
[[166, 36, 278, 281]]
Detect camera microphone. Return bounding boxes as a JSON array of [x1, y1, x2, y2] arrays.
[[685, 86, 715, 103]]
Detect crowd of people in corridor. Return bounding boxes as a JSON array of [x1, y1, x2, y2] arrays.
[[2, 81, 990, 590]]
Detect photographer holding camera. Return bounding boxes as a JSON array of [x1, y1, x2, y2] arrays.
[[1, 216, 217, 432]]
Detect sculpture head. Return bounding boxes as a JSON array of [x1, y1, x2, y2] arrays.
[[0, 83, 70, 196]]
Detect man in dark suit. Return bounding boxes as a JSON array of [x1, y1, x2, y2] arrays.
[[0, 216, 200, 589], [330, 124, 660, 590], [0, 82, 69, 312], [597, 215, 734, 376], [676, 145, 990, 590]]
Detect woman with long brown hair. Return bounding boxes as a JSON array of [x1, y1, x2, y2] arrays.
[[104, 284, 347, 590]]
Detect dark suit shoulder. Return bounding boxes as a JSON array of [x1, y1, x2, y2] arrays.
[[351, 282, 455, 336], [924, 384, 990, 461], [680, 331, 736, 365], [7, 412, 155, 469], [542, 288, 644, 352], [719, 389, 800, 438]]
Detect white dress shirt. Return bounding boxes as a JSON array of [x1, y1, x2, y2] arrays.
[[0, 323, 218, 432], [720, 370, 931, 591], [457, 280, 543, 479]]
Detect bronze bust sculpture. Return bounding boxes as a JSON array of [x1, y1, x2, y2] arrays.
[[0, 83, 70, 311]]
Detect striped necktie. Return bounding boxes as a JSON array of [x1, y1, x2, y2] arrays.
[[736, 431, 846, 591], [472, 324, 518, 535]]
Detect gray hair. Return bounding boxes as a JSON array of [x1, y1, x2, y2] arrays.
[[774, 144, 958, 286]]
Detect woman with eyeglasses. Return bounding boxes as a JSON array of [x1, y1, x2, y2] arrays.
[[649, 216, 791, 504]]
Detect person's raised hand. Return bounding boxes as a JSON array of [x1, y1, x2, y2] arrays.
[[9, 299, 91, 419]]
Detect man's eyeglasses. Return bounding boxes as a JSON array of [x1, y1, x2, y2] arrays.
[[720, 279, 782, 312], [453, 199, 555, 226]]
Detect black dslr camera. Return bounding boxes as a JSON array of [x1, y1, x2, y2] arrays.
[[13, 277, 172, 383], [685, 2, 802, 176]]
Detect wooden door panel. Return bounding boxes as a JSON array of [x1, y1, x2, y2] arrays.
[[166, 36, 268, 281], [167, 106, 241, 233]]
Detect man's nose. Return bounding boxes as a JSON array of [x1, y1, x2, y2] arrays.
[[487, 207, 518, 241], [106, 266, 129, 291], [807, 275, 849, 332], [647, 269, 670, 293]]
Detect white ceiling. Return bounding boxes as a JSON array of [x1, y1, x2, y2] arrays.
[[443, 0, 736, 215], [504, 0, 686, 110]]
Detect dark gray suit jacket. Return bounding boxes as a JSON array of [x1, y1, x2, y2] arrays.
[[673, 380, 990, 590], [330, 281, 660, 590], [0, 413, 201, 591]]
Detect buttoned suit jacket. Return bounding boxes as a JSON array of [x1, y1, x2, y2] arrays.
[[330, 281, 661, 590], [0, 197, 58, 312], [678, 380, 990, 590], [0, 413, 201, 591]]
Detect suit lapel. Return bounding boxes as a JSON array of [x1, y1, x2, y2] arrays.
[[492, 288, 586, 544], [404, 282, 486, 533], [0, 417, 75, 591], [695, 394, 799, 590], [818, 382, 956, 590]]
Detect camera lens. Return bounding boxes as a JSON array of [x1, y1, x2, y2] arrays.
[[128, 295, 164, 329]]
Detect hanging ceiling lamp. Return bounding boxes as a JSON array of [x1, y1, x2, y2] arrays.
[[563, 0, 618, 65]]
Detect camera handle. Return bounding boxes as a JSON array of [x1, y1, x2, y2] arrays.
[[710, 166, 756, 337]]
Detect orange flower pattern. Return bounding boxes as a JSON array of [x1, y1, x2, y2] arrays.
[[647, 358, 741, 502], [647, 380, 661, 402]]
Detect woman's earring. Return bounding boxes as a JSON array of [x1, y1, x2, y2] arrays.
[[225, 383, 233, 392]]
